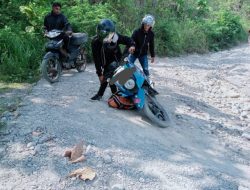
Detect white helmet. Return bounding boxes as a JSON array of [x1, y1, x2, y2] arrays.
[[142, 14, 155, 27]]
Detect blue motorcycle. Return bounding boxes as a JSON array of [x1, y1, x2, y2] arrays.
[[109, 58, 170, 128]]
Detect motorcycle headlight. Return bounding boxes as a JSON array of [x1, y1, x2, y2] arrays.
[[124, 79, 135, 90]]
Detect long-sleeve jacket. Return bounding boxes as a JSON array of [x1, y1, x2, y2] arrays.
[[44, 12, 72, 31], [91, 34, 134, 76], [131, 26, 155, 57]]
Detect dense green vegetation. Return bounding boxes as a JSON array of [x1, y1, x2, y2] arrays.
[[0, 0, 249, 82]]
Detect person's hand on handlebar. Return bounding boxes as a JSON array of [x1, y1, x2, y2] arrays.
[[128, 46, 135, 54], [43, 30, 48, 37], [65, 31, 73, 36]]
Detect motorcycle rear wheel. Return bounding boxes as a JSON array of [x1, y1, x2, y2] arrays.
[[143, 95, 171, 128], [76, 52, 87, 72]]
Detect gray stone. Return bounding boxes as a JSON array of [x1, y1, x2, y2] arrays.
[[242, 132, 250, 140], [34, 144, 42, 153], [240, 111, 248, 118], [228, 93, 240, 98], [2, 111, 12, 118], [70, 177, 77, 181], [231, 106, 240, 114], [14, 111, 21, 118], [38, 135, 55, 144], [111, 184, 125, 190], [27, 162, 33, 167], [27, 142, 35, 148], [85, 145, 93, 156], [0, 146, 6, 156], [238, 185, 250, 190], [242, 104, 250, 111], [139, 177, 145, 183], [30, 150, 37, 156], [1, 117, 7, 123], [103, 154, 112, 164]]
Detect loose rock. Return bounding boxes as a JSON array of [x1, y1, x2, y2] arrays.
[[103, 154, 112, 164], [111, 184, 125, 190]]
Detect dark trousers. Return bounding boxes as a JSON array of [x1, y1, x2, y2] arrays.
[[97, 64, 118, 96], [97, 81, 117, 96], [62, 34, 70, 51]]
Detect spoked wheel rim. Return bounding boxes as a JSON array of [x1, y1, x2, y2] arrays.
[[143, 94, 171, 128], [46, 58, 60, 80], [76, 53, 87, 72], [147, 97, 168, 121]]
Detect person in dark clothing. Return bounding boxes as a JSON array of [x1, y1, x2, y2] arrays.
[[129, 14, 155, 80], [44, 2, 72, 57], [91, 19, 135, 101]]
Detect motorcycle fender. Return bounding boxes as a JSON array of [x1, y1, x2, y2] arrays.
[[133, 71, 144, 88], [43, 52, 59, 60], [134, 88, 145, 110]]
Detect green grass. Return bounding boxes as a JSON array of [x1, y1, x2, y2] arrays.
[[0, 82, 27, 93], [0, 27, 43, 83]]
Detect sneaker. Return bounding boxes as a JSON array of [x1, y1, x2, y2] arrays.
[[90, 94, 102, 101]]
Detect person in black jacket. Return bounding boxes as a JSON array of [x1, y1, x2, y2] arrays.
[[129, 14, 155, 79], [91, 19, 135, 101], [44, 2, 72, 57]]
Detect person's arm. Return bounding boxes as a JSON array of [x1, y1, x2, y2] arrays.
[[149, 32, 155, 62], [118, 33, 135, 53], [62, 15, 72, 32], [43, 15, 48, 32], [117, 33, 134, 47], [91, 39, 103, 77], [131, 29, 138, 45]]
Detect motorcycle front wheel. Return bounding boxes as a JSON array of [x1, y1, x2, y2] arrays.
[[143, 95, 171, 128], [41, 56, 62, 83]]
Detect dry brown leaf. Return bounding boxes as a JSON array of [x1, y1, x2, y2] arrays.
[[69, 168, 84, 177], [69, 167, 96, 181]]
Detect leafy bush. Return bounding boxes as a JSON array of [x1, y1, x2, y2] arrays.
[[203, 11, 247, 50], [155, 19, 208, 56], [0, 27, 44, 82], [0, 0, 249, 83]]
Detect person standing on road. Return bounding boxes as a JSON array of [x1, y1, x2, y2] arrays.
[[129, 14, 155, 84], [91, 19, 135, 101]]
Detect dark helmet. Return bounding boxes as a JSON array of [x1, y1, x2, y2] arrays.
[[96, 19, 115, 41]]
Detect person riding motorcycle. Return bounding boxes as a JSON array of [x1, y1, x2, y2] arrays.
[[128, 14, 155, 83], [91, 19, 135, 101], [43, 2, 72, 58]]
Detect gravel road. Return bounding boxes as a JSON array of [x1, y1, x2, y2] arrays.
[[0, 44, 249, 190]]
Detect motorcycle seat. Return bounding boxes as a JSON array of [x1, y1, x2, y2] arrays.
[[70, 33, 88, 45]]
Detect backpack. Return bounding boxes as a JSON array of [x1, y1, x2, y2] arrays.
[[108, 93, 135, 110]]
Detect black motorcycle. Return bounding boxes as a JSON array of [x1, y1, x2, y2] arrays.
[[41, 29, 88, 83]]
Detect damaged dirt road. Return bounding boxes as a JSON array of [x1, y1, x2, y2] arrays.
[[0, 44, 249, 190]]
